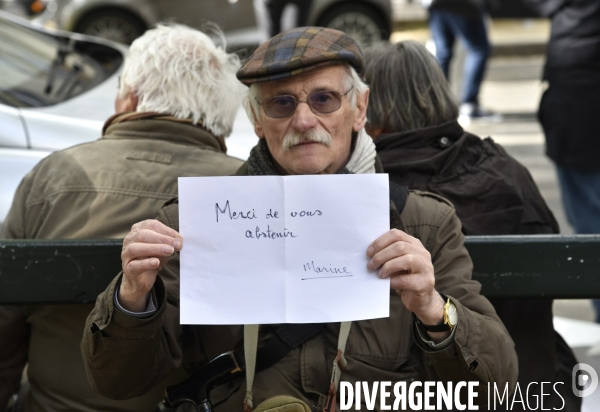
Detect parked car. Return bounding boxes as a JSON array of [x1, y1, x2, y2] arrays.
[[0, 10, 126, 226], [31, 0, 393, 46], [0, 0, 48, 16]]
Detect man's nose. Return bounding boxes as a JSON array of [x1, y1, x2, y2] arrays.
[[290, 101, 319, 132]]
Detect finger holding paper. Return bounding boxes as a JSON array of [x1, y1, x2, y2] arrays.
[[367, 229, 445, 328], [120, 219, 183, 312]]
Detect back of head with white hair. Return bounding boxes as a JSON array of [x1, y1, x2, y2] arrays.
[[118, 24, 246, 137]]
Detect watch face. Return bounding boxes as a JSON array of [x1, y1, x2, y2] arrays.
[[447, 304, 458, 326]]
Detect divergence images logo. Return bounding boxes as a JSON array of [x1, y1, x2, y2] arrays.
[[573, 363, 598, 397]]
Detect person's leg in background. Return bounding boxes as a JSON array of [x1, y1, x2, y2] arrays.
[[557, 167, 600, 234], [453, 12, 491, 108], [557, 166, 600, 322], [429, 7, 497, 120], [428, 9, 456, 78], [442, 10, 494, 119], [265, 0, 288, 37], [291, 0, 312, 27]]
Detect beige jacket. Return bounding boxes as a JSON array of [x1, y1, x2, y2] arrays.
[[0, 118, 243, 412], [82, 166, 518, 411]]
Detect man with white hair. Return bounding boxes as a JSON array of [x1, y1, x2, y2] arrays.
[[0, 24, 244, 411], [82, 27, 517, 410]]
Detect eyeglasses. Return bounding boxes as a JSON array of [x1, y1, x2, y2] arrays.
[[256, 87, 354, 118]]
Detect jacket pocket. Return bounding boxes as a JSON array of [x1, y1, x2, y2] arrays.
[[344, 294, 415, 372]]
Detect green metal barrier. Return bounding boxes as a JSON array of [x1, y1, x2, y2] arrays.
[[0, 239, 121, 305], [465, 235, 600, 299], [1, 235, 599, 304]]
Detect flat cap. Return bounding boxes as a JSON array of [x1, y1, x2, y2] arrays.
[[236, 26, 364, 85]]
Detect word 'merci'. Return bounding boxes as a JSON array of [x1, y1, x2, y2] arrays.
[[215, 200, 322, 223]]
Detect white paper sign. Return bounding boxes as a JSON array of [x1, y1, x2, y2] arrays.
[[178, 174, 390, 324]]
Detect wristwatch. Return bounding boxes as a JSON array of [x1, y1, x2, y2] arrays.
[[413, 295, 457, 332]]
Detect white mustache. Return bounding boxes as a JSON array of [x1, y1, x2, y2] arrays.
[[282, 129, 333, 152]]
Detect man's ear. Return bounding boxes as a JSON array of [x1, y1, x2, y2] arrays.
[[253, 108, 265, 139], [114, 91, 138, 114], [352, 88, 370, 132]]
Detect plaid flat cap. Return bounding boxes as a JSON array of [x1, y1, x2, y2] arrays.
[[236, 26, 364, 85]]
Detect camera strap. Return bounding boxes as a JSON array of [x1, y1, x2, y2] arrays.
[[255, 323, 325, 373], [244, 322, 352, 412]]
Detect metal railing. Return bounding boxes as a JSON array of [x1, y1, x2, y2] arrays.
[[1, 235, 599, 304]]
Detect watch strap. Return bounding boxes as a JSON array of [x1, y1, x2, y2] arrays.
[[412, 292, 454, 332], [413, 312, 452, 332]]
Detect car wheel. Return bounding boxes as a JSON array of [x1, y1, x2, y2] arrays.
[[75, 9, 146, 45], [316, 3, 389, 47]]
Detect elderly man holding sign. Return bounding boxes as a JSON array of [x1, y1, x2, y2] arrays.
[[82, 28, 517, 411]]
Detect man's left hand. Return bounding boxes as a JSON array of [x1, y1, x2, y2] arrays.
[[367, 229, 447, 340]]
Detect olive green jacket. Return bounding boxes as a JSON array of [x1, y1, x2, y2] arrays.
[[0, 118, 243, 412], [81, 163, 518, 411]]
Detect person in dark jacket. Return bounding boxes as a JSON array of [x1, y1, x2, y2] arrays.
[[424, 0, 498, 119], [523, 0, 600, 322], [364, 40, 581, 411]]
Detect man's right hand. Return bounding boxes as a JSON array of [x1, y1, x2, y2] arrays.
[[119, 220, 183, 312]]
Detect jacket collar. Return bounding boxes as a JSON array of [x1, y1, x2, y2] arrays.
[[374, 120, 464, 151], [374, 120, 473, 177], [101, 112, 227, 153]]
